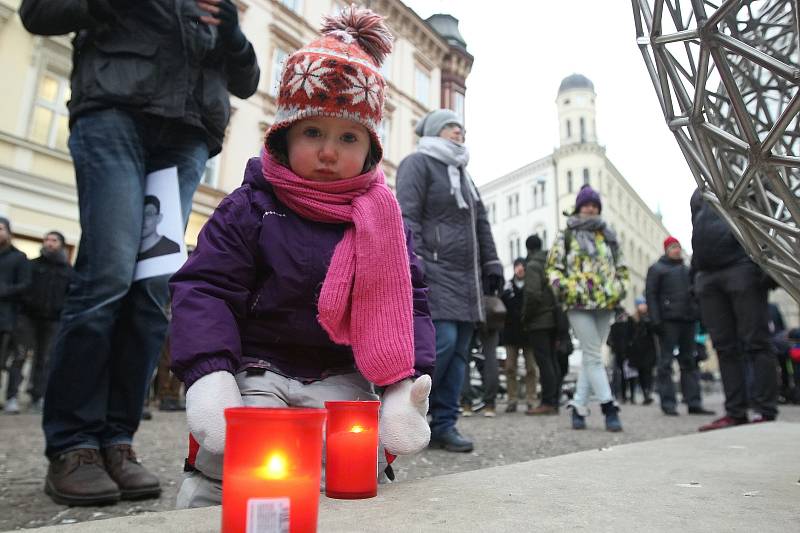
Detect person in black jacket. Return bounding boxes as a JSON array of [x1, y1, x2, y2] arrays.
[[19, 0, 260, 506], [0, 217, 32, 415], [645, 236, 714, 416], [501, 258, 538, 413], [690, 189, 779, 431], [627, 298, 658, 405], [17, 232, 72, 412]]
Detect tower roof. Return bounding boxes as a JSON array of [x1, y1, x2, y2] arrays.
[[426, 14, 467, 50], [558, 73, 595, 94]]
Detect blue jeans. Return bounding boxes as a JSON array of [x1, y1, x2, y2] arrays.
[[568, 310, 614, 414], [43, 109, 208, 457], [430, 320, 474, 436]]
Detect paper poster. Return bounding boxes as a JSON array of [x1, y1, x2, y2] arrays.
[[133, 167, 188, 281]]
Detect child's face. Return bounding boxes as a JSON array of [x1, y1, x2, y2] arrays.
[[286, 116, 371, 181]]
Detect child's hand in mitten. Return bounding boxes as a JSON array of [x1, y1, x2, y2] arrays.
[[185, 371, 243, 455], [379, 375, 432, 455]]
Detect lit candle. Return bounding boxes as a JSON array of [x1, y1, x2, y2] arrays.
[[222, 407, 326, 533], [324, 400, 380, 499]]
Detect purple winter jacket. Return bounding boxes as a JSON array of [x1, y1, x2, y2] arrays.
[[169, 157, 436, 389]]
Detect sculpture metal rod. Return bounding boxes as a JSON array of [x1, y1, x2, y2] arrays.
[[714, 32, 800, 81]]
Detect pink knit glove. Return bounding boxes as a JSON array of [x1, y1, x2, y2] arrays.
[[379, 376, 431, 455]]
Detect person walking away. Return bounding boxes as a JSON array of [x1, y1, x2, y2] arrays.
[[20, 0, 260, 505], [522, 235, 559, 415], [627, 298, 657, 405], [397, 109, 503, 452], [169, 7, 435, 507], [690, 189, 779, 430], [547, 185, 627, 432], [501, 258, 538, 413], [17, 231, 72, 413], [646, 236, 714, 416], [0, 217, 32, 414]]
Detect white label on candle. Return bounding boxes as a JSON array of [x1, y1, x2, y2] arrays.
[[246, 497, 290, 533]]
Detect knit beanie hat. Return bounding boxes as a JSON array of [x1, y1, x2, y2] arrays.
[[265, 5, 392, 167], [663, 235, 680, 251], [0, 216, 10, 233], [414, 109, 463, 138], [574, 184, 602, 214]]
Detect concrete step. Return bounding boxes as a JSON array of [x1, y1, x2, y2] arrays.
[[18, 422, 800, 533]]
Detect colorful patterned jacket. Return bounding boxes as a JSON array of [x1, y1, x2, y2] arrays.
[[546, 226, 629, 311]]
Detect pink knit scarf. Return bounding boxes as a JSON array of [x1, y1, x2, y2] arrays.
[[261, 153, 415, 386]]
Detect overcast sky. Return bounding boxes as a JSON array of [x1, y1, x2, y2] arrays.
[[403, 0, 698, 249]]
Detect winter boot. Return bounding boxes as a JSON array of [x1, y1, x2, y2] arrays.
[[570, 405, 586, 430], [601, 401, 623, 432]]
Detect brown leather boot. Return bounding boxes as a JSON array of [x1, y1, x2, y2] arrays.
[[45, 448, 120, 506], [101, 444, 161, 500]]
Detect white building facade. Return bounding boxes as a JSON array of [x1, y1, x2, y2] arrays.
[[479, 74, 670, 310]]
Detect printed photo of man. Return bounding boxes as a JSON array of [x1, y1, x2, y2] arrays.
[[137, 195, 180, 262]]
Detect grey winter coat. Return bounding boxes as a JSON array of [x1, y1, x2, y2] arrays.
[[396, 152, 502, 323]]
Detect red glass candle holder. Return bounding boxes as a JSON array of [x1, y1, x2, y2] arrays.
[[324, 400, 381, 499], [222, 407, 326, 533]]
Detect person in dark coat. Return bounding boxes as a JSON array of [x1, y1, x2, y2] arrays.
[[501, 258, 538, 413], [607, 308, 633, 403], [645, 236, 713, 416], [20, 0, 260, 506], [522, 235, 559, 415], [17, 231, 72, 412], [397, 108, 503, 453], [0, 217, 32, 415], [690, 189, 779, 431], [627, 298, 658, 405]]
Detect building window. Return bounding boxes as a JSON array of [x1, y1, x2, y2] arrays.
[[540, 181, 546, 206], [380, 53, 393, 81], [269, 47, 290, 98], [28, 69, 70, 151], [566, 119, 571, 139], [580, 117, 586, 142], [583, 168, 590, 185], [281, 0, 304, 14], [414, 66, 431, 106], [508, 239, 515, 264], [507, 192, 520, 217], [542, 230, 548, 248], [453, 91, 465, 124], [567, 170, 573, 193], [202, 154, 221, 188], [532, 186, 539, 209], [379, 117, 392, 160], [489, 202, 496, 224]]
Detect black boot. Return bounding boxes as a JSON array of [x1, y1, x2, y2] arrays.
[[601, 401, 623, 432]]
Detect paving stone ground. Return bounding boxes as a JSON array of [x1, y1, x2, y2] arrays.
[[2, 389, 798, 531]]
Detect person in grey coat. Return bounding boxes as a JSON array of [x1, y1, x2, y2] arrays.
[[396, 109, 503, 453]]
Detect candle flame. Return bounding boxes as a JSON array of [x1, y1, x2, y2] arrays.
[[256, 453, 289, 480], [350, 425, 365, 433]]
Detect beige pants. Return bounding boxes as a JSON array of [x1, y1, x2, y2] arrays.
[[176, 370, 384, 509], [505, 345, 539, 406]]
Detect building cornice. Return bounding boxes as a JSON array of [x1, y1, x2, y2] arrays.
[[479, 154, 554, 194], [553, 142, 606, 160], [369, 0, 450, 64]]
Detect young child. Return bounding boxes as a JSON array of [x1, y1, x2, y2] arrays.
[[169, 6, 435, 508]]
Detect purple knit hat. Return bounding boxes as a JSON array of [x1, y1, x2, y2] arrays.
[[574, 184, 602, 214]]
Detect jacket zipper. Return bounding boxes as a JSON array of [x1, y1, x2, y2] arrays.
[[433, 225, 441, 262]]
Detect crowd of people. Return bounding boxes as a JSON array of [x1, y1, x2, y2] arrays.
[[1, 2, 799, 514]]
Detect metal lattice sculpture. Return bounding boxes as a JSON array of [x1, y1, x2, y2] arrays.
[[632, 0, 800, 302]]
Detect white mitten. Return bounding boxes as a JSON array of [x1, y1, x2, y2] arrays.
[[185, 371, 244, 455], [379, 375, 432, 455]]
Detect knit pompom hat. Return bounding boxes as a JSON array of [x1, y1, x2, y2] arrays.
[[574, 184, 602, 214], [663, 235, 680, 251], [265, 5, 392, 167]]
